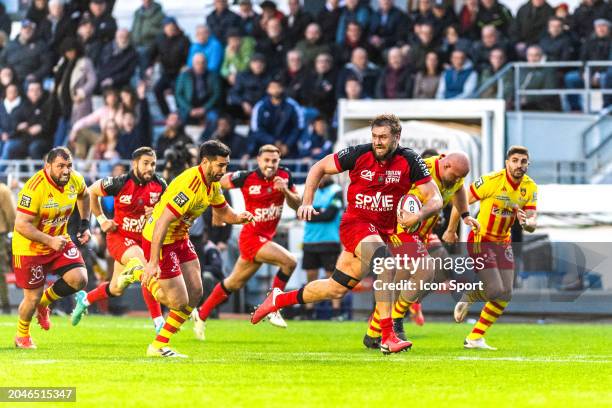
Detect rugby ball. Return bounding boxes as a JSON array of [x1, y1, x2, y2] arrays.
[[397, 194, 422, 233]]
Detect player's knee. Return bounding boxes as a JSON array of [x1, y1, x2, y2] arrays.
[[284, 255, 297, 272], [329, 268, 357, 299], [328, 283, 348, 299], [64, 272, 87, 290], [485, 286, 503, 300]]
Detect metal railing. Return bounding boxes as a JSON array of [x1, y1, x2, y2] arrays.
[[473, 60, 612, 114]]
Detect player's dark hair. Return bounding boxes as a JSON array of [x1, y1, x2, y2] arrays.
[[371, 113, 402, 137], [421, 148, 439, 159], [199, 140, 231, 161], [506, 145, 529, 159], [46, 147, 72, 164], [132, 146, 156, 160], [258, 144, 280, 156]]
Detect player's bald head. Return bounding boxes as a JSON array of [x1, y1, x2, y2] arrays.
[[442, 152, 470, 178]]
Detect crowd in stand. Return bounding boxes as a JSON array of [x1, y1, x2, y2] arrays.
[[0, 0, 609, 167]]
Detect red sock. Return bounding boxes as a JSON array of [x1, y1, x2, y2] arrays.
[[141, 285, 162, 319], [380, 317, 393, 342], [274, 288, 304, 309], [198, 283, 230, 321], [272, 270, 290, 291], [86, 282, 110, 304]]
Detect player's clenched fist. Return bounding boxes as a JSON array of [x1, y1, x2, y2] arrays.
[[49, 236, 68, 252], [100, 219, 118, 233], [297, 205, 319, 221], [273, 176, 288, 192], [237, 211, 255, 224]]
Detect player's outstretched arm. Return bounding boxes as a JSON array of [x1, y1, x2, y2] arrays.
[[88, 180, 117, 233], [213, 204, 254, 225], [14, 212, 67, 252], [298, 154, 339, 220]]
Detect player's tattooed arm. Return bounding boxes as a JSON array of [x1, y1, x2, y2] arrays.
[[88, 180, 118, 233], [298, 154, 339, 221], [14, 211, 67, 252], [213, 203, 254, 225]]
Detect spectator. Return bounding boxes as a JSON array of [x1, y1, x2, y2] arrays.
[[572, 0, 612, 41], [228, 53, 269, 119], [0, 84, 22, 159], [26, 0, 49, 29], [253, 0, 285, 40], [279, 50, 309, 105], [479, 47, 512, 100], [368, 0, 410, 55], [131, 0, 164, 76], [12, 81, 53, 159], [458, 0, 479, 40], [0, 67, 15, 98], [116, 82, 150, 159], [0, 179, 15, 314], [286, 0, 314, 48], [302, 52, 337, 120], [411, 0, 435, 27], [413, 51, 442, 98], [299, 116, 334, 161], [155, 112, 192, 158], [295, 23, 332, 68], [69, 88, 121, 157], [518, 44, 560, 110], [52, 37, 97, 147], [187, 24, 223, 73], [250, 79, 303, 157], [476, 0, 514, 38], [77, 17, 104, 67], [408, 22, 438, 71], [147, 16, 190, 116], [470, 25, 511, 71], [431, 0, 459, 43], [540, 17, 575, 61], [336, 0, 371, 45], [512, 0, 554, 56], [255, 18, 290, 76], [318, 0, 342, 45], [564, 18, 611, 111], [220, 28, 255, 86], [175, 53, 221, 126], [337, 21, 377, 66], [0, 19, 52, 84], [37, 0, 79, 60], [436, 49, 478, 99], [118, 86, 139, 115], [375, 47, 413, 99], [336, 47, 380, 99], [88, 120, 120, 160], [96, 28, 138, 91], [205, 114, 249, 162], [440, 24, 473, 64], [206, 0, 241, 44], [237, 0, 258, 37], [0, 2, 11, 38], [89, 0, 117, 44], [332, 77, 364, 128]]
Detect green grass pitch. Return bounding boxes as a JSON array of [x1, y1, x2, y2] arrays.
[[1, 315, 611, 407]]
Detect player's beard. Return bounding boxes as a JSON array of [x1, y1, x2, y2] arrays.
[[135, 168, 153, 182], [373, 144, 394, 161], [52, 172, 70, 187], [511, 167, 525, 179]]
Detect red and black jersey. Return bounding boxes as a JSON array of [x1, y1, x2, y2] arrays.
[[229, 167, 296, 240], [333, 143, 431, 235], [101, 172, 167, 241]]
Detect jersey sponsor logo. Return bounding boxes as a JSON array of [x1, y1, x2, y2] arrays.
[[122, 216, 147, 233], [169, 251, 180, 274], [504, 246, 514, 262], [385, 170, 401, 184], [337, 147, 351, 159], [417, 157, 429, 176], [64, 246, 80, 260], [532, 192, 537, 201], [42, 215, 71, 226], [28, 265, 44, 285], [20, 195, 32, 208], [119, 195, 132, 204], [492, 207, 514, 217], [102, 177, 113, 189], [355, 192, 394, 212], [368, 224, 377, 233], [254, 204, 283, 222], [150, 192, 161, 204], [42, 199, 59, 209], [248, 185, 262, 195], [124, 237, 138, 247], [474, 177, 484, 188], [173, 192, 189, 207], [360, 170, 375, 181]]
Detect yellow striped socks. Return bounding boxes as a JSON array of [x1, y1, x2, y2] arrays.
[[39, 287, 60, 307], [144, 277, 161, 302], [366, 306, 382, 338], [392, 295, 413, 319], [152, 306, 193, 349], [17, 319, 31, 338], [467, 301, 508, 340]]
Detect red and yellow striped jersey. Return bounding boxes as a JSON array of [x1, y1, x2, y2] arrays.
[[143, 165, 226, 245], [13, 169, 87, 256], [470, 169, 537, 242], [397, 155, 464, 242]]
